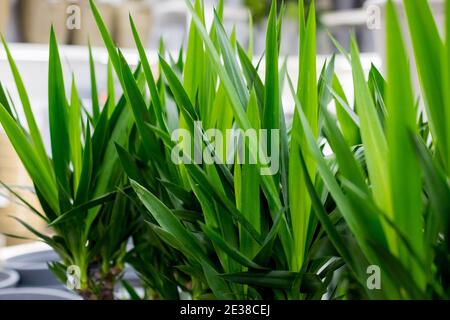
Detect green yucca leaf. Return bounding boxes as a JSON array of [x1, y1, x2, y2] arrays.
[[412, 135, 450, 246], [48, 27, 71, 205], [89, 0, 122, 85], [247, 13, 254, 58], [129, 15, 168, 132], [0, 82, 12, 116], [403, 0, 448, 167], [288, 76, 375, 263], [10, 215, 57, 246], [183, 0, 248, 130], [386, 0, 425, 287], [328, 82, 360, 127], [202, 224, 265, 270], [184, 165, 264, 245], [321, 96, 387, 258], [75, 126, 92, 205], [119, 53, 159, 159], [263, 0, 280, 132], [213, 11, 249, 110], [289, 0, 317, 271], [332, 74, 360, 145], [238, 91, 262, 259], [132, 180, 236, 299], [159, 56, 197, 123], [49, 189, 121, 227], [184, 0, 205, 102], [107, 59, 115, 115], [158, 179, 198, 209], [297, 146, 358, 278], [1, 36, 50, 173], [90, 100, 109, 167], [132, 180, 209, 263], [252, 208, 285, 267], [350, 38, 395, 250], [202, 262, 235, 300], [321, 65, 367, 193], [0, 181, 47, 222], [186, 0, 295, 275], [149, 223, 186, 254], [69, 77, 83, 191], [237, 44, 264, 111], [0, 104, 59, 212], [444, 0, 450, 174], [184, 0, 284, 206], [320, 59, 378, 210], [221, 271, 320, 292], [115, 143, 147, 186], [210, 82, 233, 134], [367, 240, 425, 299], [88, 43, 100, 122], [368, 65, 387, 126]]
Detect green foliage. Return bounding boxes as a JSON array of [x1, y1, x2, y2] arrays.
[[1, 0, 450, 300], [0, 28, 138, 300]]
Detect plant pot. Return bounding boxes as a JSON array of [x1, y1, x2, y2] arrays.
[[0, 0, 10, 35], [70, 0, 115, 46], [3, 250, 61, 287], [115, 0, 152, 48], [18, 0, 69, 43], [0, 269, 20, 289], [0, 287, 81, 300]]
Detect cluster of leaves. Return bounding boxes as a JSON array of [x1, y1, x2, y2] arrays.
[[88, 0, 343, 299], [288, 0, 450, 299], [0, 30, 155, 299], [1, 0, 450, 300]]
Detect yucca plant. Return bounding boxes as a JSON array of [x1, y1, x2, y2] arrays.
[[89, 0, 348, 299], [0, 32, 142, 299], [292, 0, 450, 299]]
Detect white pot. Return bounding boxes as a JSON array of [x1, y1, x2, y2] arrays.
[[2, 250, 61, 287], [0, 269, 20, 289], [70, 0, 115, 46], [115, 1, 152, 48], [0, 287, 81, 300], [0, 0, 10, 35], [18, 0, 69, 43]]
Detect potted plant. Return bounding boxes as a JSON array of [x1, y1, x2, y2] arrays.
[[0, 31, 141, 298], [0, 0, 448, 301], [91, 0, 346, 299], [287, 0, 450, 299]]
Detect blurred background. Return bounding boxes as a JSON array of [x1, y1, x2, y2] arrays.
[[0, 0, 376, 53], [0, 0, 444, 247]]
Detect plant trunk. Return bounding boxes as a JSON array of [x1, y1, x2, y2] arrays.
[[77, 266, 121, 300]]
